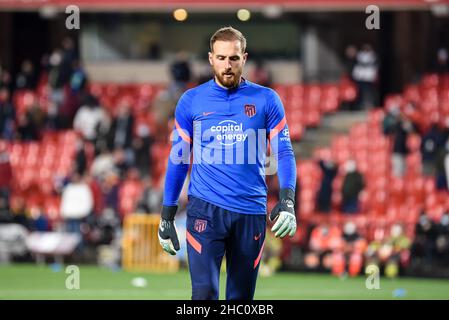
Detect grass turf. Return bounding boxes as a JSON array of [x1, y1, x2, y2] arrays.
[[0, 264, 449, 300]]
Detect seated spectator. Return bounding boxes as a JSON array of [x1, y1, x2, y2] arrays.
[[15, 60, 37, 90], [435, 213, 449, 267], [0, 195, 12, 223], [29, 207, 51, 232], [16, 98, 46, 141], [411, 212, 439, 268], [10, 197, 31, 230], [367, 223, 411, 278], [341, 221, 367, 276]]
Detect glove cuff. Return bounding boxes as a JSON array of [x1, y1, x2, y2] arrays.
[[280, 188, 295, 203], [161, 205, 178, 221]]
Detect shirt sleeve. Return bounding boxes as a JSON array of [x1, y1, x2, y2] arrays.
[[266, 89, 297, 191], [162, 91, 194, 206]]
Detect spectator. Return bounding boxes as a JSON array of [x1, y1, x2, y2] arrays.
[[100, 171, 120, 214], [411, 212, 439, 268], [0, 194, 12, 223], [60, 37, 77, 86], [48, 49, 66, 110], [135, 176, 162, 214], [435, 137, 449, 191], [0, 88, 15, 140], [16, 100, 45, 141], [15, 60, 37, 90], [352, 44, 379, 109], [91, 145, 116, 181], [60, 173, 94, 236], [70, 60, 87, 95], [436, 48, 448, 75], [113, 148, 130, 179], [133, 117, 153, 177], [29, 207, 51, 232], [382, 105, 401, 136], [249, 60, 272, 88], [107, 98, 135, 164], [391, 118, 414, 177], [421, 120, 444, 176], [73, 94, 110, 146], [343, 45, 358, 81], [341, 221, 367, 276], [316, 158, 338, 213], [74, 138, 88, 176], [170, 51, 191, 94], [10, 197, 31, 230], [383, 224, 411, 278], [0, 69, 13, 92], [341, 160, 365, 214], [0, 142, 12, 204], [436, 213, 449, 267]]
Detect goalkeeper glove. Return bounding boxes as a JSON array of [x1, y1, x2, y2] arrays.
[[269, 188, 297, 238], [158, 205, 180, 255]]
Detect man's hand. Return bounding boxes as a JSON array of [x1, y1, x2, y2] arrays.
[[269, 188, 297, 238], [158, 205, 180, 255]]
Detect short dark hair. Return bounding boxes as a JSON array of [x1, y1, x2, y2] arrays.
[[210, 26, 247, 53]]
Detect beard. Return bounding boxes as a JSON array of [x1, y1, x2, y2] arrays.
[[214, 69, 242, 88]]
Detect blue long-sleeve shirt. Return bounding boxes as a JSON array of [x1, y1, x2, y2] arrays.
[[163, 78, 296, 215]]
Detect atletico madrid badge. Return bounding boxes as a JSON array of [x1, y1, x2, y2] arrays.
[[244, 104, 256, 118], [194, 219, 207, 233]]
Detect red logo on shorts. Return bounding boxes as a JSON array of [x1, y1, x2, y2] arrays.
[[194, 219, 207, 233], [244, 104, 256, 118]]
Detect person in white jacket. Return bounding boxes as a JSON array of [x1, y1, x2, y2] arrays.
[[60, 173, 93, 235]]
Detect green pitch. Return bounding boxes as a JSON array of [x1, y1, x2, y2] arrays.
[[0, 264, 449, 300]]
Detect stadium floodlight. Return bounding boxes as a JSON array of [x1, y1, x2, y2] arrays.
[[262, 5, 283, 19], [430, 4, 449, 17], [39, 5, 58, 19], [237, 9, 251, 22], [173, 8, 188, 22]]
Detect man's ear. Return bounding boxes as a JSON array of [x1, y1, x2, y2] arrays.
[[208, 52, 213, 66], [242, 52, 248, 65]]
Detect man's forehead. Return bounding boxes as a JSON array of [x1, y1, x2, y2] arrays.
[[211, 40, 244, 55]]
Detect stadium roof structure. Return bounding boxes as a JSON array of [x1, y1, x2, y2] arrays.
[[0, 0, 447, 11]]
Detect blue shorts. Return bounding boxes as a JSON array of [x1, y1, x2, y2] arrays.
[[186, 195, 266, 300]]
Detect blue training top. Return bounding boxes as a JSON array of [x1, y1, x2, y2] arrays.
[[162, 78, 296, 215]]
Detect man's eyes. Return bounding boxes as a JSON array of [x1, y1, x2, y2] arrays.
[[217, 56, 240, 61]]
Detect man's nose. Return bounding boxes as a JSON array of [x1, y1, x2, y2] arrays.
[[225, 58, 232, 69]]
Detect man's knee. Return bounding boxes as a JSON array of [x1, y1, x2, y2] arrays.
[[192, 285, 219, 300]]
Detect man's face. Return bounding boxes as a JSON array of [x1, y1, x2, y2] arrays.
[[209, 40, 247, 88]]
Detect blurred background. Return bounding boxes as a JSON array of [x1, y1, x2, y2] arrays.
[[1, 0, 449, 299]]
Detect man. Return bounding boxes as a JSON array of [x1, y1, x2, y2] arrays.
[[158, 27, 297, 300]]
